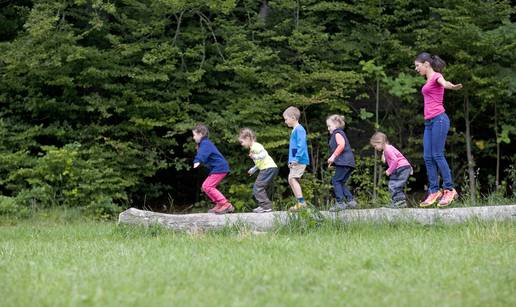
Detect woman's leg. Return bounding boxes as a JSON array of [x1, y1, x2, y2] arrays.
[[430, 113, 453, 190], [424, 120, 440, 193]]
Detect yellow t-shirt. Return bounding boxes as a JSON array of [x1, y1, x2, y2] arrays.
[[250, 142, 277, 170]]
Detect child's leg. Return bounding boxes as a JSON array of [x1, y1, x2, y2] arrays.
[[201, 173, 228, 205], [388, 166, 411, 202], [288, 165, 306, 199], [253, 168, 278, 209], [332, 166, 346, 203], [336, 166, 354, 202], [267, 168, 278, 201]]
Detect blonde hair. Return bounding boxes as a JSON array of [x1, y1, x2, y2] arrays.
[[370, 131, 389, 146], [192, 123, 209, 137], [283, 106, 301, 120], [239, 128, 256, 141], [326, 114, 346, 128]]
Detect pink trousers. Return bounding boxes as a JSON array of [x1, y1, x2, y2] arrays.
[[201, 173, 228, 205]]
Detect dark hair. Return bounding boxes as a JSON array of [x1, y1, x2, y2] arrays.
[[415, 52, 446, 73], [192, 123, 209, 137]]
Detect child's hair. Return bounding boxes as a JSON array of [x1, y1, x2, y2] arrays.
[[326, 114, 346, 128], [283, 106, 301, 120], [370, 131, 389, 146], [192, 123, 209, 137], [415, 52, 446, 73], [239, 128, 256, 141]]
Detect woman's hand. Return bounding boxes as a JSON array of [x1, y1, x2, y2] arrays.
[[450, 83, 463, 90]]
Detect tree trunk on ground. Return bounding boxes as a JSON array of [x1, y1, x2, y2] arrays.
[[119, 205, 516, 232]]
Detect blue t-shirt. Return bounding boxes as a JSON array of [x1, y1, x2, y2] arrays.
[[288, 124, 310, 165]]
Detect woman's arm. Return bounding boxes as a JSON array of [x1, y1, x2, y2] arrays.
[[437, 76, 463, 90]]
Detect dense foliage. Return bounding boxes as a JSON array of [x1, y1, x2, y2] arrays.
[[0, 0, 514, 214]]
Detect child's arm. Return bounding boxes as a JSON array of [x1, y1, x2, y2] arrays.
[[248, 166, 258, 176], [437, 76, 462, 90], [328, 133, 345, 165], [292, 128, 307, 164], [384, 146, 397, 176], [193, 142, 210, 167], [250, 148, 268, 161]]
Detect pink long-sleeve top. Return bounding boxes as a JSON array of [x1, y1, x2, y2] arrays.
[[383, 144, 411, 176]]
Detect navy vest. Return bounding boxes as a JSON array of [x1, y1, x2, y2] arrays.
[[329, 128, 355, 167]]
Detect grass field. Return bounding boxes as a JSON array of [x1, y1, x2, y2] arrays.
[[0, 211, 514, 307]]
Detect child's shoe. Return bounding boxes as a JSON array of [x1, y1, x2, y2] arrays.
[[437, 189, 458, 207], [208, 203, 223, 213], [347, 199, 358, 209], [288, 202, 307, 212], [329, 202, 347, 212], [215, 202, 235, 214], [389, 200, 407, 209], [419, 190, 443, 208], [253, 206, 272, 213]]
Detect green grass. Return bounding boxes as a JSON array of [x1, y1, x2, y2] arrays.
[[0, 212, 514, 307]]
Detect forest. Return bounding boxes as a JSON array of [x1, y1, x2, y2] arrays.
[[0, 0, 514, 216]]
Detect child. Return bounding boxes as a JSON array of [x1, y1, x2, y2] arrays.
[[326, 115, 358, 211], [238, 128, 279, 213], [370, 132, 412, 208], [282, 106, 310, 211], [192, 124, 234, 214], [414, 52, 462, 207]]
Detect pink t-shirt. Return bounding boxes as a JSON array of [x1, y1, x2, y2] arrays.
[[422, 72, 445, 120], [383, 144, 411, 176]]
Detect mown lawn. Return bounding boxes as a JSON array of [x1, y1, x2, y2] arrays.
[[0, 213, 514, 307]]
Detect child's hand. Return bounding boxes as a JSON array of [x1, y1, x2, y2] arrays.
[[193, 162, 200, 168], [248, 166, 258, 176], [288, 161, 298, 168], [327, 156, 335, 165], [385, 170, 390, 176]]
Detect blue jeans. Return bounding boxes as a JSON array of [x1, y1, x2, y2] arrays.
[[332, 166, 354, 203], [388, 166, 412, 202], [423, 112, 453, 193]]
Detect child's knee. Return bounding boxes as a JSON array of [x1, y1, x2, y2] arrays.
[[201, 182, 212, 193]]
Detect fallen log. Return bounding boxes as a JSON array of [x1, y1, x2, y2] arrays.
[[118, 205, 516, 232]]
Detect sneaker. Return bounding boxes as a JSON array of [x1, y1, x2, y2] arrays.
[[389, 200, 407, 209], [288, 202, 307, 212], [215, 202, 235, 214], [208, 203, 223, 213], [329, 202, 347, 212], [253, 206, 272, 213], [419, 190, 443, 208], [347, 199, 358, 209], [437, 189, 458, 207]]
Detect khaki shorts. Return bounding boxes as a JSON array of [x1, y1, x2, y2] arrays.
[[288, 164, 306, 180]]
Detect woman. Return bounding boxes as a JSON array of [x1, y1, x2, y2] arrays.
[[415, 52, 462, 207]]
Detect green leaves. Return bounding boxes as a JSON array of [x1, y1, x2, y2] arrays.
[[0, 0, 514, 209]]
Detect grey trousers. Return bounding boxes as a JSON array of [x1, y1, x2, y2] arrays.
[[253, 167, 278, 209], [388, 165, 412, 202]]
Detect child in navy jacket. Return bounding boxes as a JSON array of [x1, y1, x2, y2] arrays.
[[192, 124, 233, 214]]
